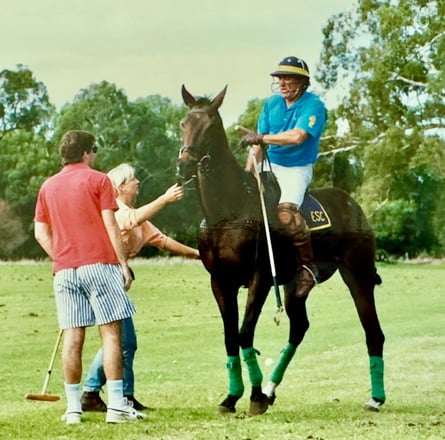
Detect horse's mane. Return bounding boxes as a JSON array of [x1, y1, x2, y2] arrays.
[[193, 96, 212, 106], [188, 95, 224, 121]]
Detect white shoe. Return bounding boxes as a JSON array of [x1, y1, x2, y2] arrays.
[[106, 398, 147, 423], [61, 411, 81, 424]]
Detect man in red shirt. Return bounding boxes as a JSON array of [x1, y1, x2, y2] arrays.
[[34, 130, 145, 424]]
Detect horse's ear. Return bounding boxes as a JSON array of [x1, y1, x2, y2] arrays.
[[182, 85, 197, 108], [211, 85, 228, 110]]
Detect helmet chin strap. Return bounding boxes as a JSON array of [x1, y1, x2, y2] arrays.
[[288, 87, 301, 100], [287, 84, 308, 103], [271, 80, 308, 99]]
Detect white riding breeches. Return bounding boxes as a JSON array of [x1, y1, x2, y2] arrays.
[[261, 161, 313, 207]]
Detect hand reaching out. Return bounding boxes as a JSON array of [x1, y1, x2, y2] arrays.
[[163, 183, 185, 203]]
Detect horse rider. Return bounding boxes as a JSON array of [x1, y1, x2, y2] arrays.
[[243, 56, 327, 297]]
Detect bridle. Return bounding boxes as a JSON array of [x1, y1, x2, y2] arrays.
[[176, 107, 215, 186]]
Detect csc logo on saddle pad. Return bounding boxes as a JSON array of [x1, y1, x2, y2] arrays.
[[301, 194, 332, 231]]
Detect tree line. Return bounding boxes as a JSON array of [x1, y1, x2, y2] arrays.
[[0, 0, 444, 260]]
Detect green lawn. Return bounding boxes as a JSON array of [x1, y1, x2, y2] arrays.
[[0, 259, 443, 439]]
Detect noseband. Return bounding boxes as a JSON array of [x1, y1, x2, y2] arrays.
[[176, 145, 211, 183], [177, 107, 215, 183]]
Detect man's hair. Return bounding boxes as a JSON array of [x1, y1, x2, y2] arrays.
[[59, 130, 95, 165], [107, 163, 136, 192]]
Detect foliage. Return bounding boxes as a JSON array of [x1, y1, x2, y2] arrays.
[[225, 98, 265, 164], [0, 64, 55, 137], [317, 0, 445, 256], [371, 199, 417, 257], [0, 130, 59, 257], [0, 199, 27, 258]]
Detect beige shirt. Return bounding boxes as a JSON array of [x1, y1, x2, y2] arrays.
[[115, 199, 168, 258]]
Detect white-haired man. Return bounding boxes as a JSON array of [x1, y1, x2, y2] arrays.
[[81, 163, 199, 413]]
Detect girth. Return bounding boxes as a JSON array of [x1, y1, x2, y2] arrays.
[[200, 218, 261, 231]]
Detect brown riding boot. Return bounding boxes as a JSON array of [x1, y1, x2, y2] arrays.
[[295, 238, 318, 297], [277, 202, 318, 297]]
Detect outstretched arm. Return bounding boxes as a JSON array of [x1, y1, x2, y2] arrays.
[[261, 128, 308, 146], [131, 184, 184, 225], [163, 237, 200, 259]]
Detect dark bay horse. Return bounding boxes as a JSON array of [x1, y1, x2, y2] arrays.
[[177, 85, 386, 415]]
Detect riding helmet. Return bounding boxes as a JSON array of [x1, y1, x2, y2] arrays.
[[270, 56, 310, 78]]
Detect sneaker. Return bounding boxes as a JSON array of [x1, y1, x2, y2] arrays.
[[61, 411, 81, 424], [81, 391, 107, 412], [124, 395, 148, 411], [106, 398, 147, 423]]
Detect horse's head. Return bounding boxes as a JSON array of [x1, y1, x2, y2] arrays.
[[176, 85, 228, 182]]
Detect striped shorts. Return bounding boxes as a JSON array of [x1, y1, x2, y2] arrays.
[[53, 263, 136, 329]]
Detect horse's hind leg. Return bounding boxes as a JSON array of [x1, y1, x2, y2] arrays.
[[339, 265, 386, 411]]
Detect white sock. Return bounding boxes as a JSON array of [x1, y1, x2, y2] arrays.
[[263, 381, 277, 397], [107, 379, 124, 409], [64, 383, 81, 413]]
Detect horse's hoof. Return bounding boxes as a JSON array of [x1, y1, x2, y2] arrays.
[[218, 395, 238, 414], [218, 404, 236, 414], [267, 392, 276, 406], [364, 398, 384, 412], [249, 392, 269, 416]]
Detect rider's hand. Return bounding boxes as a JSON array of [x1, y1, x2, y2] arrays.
[[236, 125, 265, 147]]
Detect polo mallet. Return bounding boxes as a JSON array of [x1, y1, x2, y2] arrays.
[[25, 329, 63, 401], [235, 125, 283, 325]]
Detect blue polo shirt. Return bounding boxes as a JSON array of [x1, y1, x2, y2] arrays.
[[257, 91, 327, 167]]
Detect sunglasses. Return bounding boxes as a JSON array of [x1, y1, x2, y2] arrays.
[[91, 145, 98, 153]]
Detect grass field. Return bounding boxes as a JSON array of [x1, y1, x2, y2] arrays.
[[0, 259, 444, 439]]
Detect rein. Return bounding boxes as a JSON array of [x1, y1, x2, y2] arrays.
[[176, 145, 211, 189]]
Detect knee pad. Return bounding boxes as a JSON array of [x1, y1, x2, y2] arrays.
[[277, 202, 299, 226], [277, 203, 310, 239]]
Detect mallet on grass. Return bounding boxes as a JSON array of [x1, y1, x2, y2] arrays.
[[25, 329, 63, 401]]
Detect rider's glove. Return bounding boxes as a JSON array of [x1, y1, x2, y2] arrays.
[[240, 130, 264, 147]]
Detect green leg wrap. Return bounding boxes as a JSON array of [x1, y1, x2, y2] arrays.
[[369, 355, 386, 402], [242, 347, 263, 388], [270, 343, 297, 385], [226, 356, 244, 397]]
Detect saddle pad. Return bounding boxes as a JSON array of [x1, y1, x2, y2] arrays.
[[301, 193, 332, 231]]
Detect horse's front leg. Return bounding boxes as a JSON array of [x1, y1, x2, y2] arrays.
[[210, 277, 245, 414], [238, 276, 272, 415], [264, 277, 310, 405]]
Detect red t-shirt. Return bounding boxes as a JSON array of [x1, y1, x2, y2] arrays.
[[35, 163, 119, 272]]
